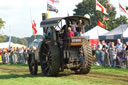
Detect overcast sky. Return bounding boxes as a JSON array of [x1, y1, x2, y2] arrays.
[[0, 0, 128, 38]]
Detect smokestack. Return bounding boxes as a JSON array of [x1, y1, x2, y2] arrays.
[[42, 13, 48, 21]]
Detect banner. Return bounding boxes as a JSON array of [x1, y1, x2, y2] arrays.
[[119, 3, 128, 15], [47, 4, 58, 13], [47, 0, 59, 13], [98, 20, 105, 28], [49, 0, 59, 4], [96, 0, 108, 14], [32, 20, 37, 38]]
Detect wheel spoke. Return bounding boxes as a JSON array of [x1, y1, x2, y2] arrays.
[[42, 53, 47, 56], [43, 46, 49, 51], [42, 61, 48, 64], [44, 66, 49, 73]]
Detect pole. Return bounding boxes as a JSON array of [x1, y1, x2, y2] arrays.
[[30, 8, 34, 36], [8, 25, 11, 49], [30, 9, 36, 38], [118, 0, 124, 41], [95, 11, 99, 40]]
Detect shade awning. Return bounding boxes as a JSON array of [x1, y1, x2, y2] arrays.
[[40, 17, 63, 27], [40, 16, 90, 28]]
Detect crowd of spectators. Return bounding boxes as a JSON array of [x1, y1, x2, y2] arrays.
[[0, 47, 31, 64], [0, 38, 128, 69], [92, 39, 128, 68]]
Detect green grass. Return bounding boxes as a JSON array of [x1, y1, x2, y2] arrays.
[[92, 65, 128, 76], [0, 64, 28, 67], [0, 64, 128, 85]]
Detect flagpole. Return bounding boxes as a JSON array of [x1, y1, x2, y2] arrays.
[[95, 0, 99, 40], [118, 0, 124, 41], [30, 8, 33, 35], [96, 14, 100, 42], [30, 8, 37, 38], [47, 0, 50, 18], [8, 25, 11, 49]]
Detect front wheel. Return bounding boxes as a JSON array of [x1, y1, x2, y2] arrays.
[[28, 52, 38, 75], [39, 41, 60, 76]]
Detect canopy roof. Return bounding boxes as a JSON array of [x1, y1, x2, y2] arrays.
[[83, 26, 109, 39], [0, 42, 14, 49], [99, 24, 128, 40], [0, 42, 26, 49], [40, 16, 90, 28]]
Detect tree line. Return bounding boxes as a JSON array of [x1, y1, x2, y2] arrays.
[[0, 35, 43, 46]]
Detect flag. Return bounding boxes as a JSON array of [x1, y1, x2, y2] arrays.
[[47, 4, 58, 13], [119, 4, 128, 15], [8, 35, 11, 49], [32, 20, 37, 38], [47, 0, 59, 13], [96, 0, 108, 14], [98, 20, 105, 28], [50, 0, 59, 4]]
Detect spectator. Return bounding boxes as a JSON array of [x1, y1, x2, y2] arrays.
[[120, 44, 127, 67], [95, 41, 102, 65], [107, 41, 112, 48], [92, 44, 96, 63], [116, 39, 122, 49], [6, 51, 9, 64], [116, 39, 123, 67], [12, 47, 18, 64], [18, 47, 24, 64], [108, 42, 117, 67], [8, 48, 13, 64], [0, 49, 2, 63], [2, 51, 6, 64], [126, 41, 128, 68], [100, 40, 107, 66]]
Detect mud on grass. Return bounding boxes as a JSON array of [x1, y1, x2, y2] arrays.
[[0, 64, 128, 85]]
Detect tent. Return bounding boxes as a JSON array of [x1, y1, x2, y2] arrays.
[[99, 24, 128, 40], [0, 42, 14, 49], [0, 42, 26, 49], [11, 43, 26, 48], [83, 26, 109, 45]]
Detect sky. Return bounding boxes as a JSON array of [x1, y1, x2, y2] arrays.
[[0, 0, 128, 38]]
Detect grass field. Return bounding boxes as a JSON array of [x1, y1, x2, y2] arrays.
[[0, 64, 128, 85]]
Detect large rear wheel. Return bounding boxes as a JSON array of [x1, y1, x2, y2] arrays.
[[75, 38, 92, 74], [39, 41, 60, 76]]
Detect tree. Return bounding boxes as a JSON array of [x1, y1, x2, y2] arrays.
[[0, 18, 5, 29], [73, 0, 128, 31], [0, 18, 5, 42], [126, 7, 128, 10], [74, 0, 96, 31]]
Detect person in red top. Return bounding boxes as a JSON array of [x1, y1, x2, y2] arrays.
[[67, 27, 74, 38]]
